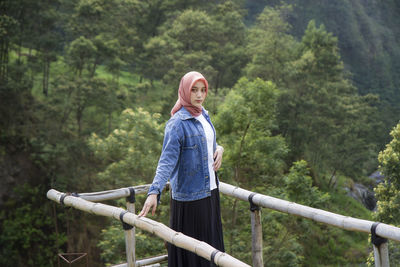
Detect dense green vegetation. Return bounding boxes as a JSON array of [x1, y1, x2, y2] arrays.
[[368, 124, 400, 266], [1, 0, 399, 266]]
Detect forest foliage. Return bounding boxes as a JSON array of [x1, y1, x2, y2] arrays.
[[1, 0, 399, 266]]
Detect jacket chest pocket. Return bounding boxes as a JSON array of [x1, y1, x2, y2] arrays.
[[180, 136, 202, 178]]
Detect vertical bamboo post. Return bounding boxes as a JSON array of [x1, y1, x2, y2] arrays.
[[249, 193, 263, 267], [251, 209, 263, 267], [373, 243, 390, 267], [380, 242, 390, 267], [371, 222, 390, 267], [373, 244, 382, 267], [124, 188, 136, 267]]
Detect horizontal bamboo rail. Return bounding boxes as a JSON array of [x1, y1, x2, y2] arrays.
[[47, 189, 250, 267], [218, 182, 400, 243], [77, 184, 152, 202], [111, 254, 168, 267]]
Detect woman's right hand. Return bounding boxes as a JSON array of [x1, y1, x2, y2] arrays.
[[138, 194, 158, 217]]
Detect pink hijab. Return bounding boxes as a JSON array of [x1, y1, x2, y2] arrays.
[[171, 71, 209, 117]]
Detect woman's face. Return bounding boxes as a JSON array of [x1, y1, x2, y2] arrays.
[[190, 80, 206, 109]]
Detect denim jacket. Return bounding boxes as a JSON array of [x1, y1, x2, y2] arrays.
[[148, 107, 218, 201]]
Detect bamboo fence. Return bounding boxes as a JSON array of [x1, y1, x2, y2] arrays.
[[47, 189, 250, 267], [218, 182, 400, 243], [48, 181, 400, 267]]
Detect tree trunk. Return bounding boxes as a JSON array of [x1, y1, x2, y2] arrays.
[[229, 198, 238, 254], [66, 209, 72, 252], [235, 123, 250, 183], [77, 108, 83, 137], [328, 169, 337, 188], [0, 40, 9, 81], [108, 111, 112, 134], [52, 203, 59, 254], [42, 55, 50, 96], [90, 57, 99, 77], [215, 71, 222, 95]]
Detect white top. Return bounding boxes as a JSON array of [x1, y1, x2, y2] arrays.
[[195, 114, 217, 190]]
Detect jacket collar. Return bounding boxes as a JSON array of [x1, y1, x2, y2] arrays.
[[176, 106, 209, 120]]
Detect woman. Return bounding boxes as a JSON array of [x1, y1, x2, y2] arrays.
[[139, 71, 225, 266]]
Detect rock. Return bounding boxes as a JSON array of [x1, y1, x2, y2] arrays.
[[369, 170, 385, 184], [345, 183, 377, 211]]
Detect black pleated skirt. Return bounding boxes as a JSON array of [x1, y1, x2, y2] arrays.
[[168, 188, 225, 267]]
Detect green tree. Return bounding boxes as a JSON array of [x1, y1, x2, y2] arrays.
[[1, 0, 62, 95], [88, 108, 164, 188], [0, 14, 18, 82], [64, 0, 138, 79], [144, 2, 248, 89], [0, 185, 66, 267], [372, 123, 400, 265], [32, 1, 61, 96], [214, 77, 287, 186], [209, 1, 248, 91], [50, 76, 112, 136], [66, 36, 97, 77], [284, 160, 329, 207], [144, 9, 217, 82], [143, 9, 218, 115], [279, 20, 378, 179], [90, 108, 169, 264], [375, 123, 400, 224], [214, 77, 289, 263], [284, 0, 400, 148], [245, 5, 297, 84]]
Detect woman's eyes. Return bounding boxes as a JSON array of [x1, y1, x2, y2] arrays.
[[191, 88, 206, 92]]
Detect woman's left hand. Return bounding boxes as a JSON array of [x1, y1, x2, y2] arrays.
[[213, 145, 224, 171]]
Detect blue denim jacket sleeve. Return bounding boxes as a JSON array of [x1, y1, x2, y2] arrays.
[[148, 118, 182, 197]]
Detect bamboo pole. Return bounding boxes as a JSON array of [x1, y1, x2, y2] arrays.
[[373, 244, 382, 267], [125, 201, 135, 267], [47, 189, 250, 267], [379, 242, 390, 267], [250, 209, 263, 267], [110, 254, 168, 267], [219, 182, 400, 243], [77, 184, 151, 202], [373, 243, 390, 267]]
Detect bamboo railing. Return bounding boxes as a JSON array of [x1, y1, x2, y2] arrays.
[[47, 182, 400, 267], [47, 188, 250, 267], [218, 182, 395, 267], [219, 182, 400, 242]]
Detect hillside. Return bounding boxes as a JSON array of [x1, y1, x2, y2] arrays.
[[246, 0, 400, 145]]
